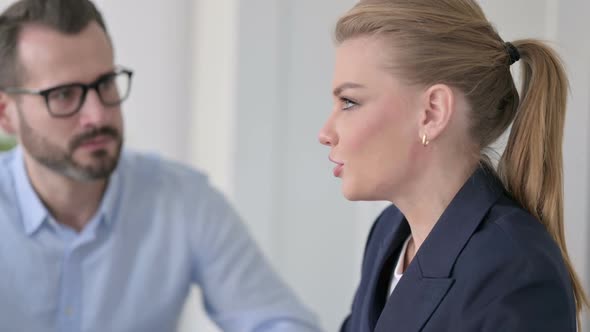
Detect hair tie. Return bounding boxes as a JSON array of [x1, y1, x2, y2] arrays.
[[504, 42, 520, 65]]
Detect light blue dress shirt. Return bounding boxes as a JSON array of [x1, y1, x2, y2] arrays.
[[0, 147, 321, 332]]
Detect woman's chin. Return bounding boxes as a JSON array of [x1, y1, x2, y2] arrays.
[[342, 183, 388, 202], [342, 186, 369, 201]]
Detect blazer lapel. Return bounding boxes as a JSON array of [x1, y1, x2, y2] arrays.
[[365, 209, 411, 330], [375, 167, 504, 332], [374, 260, 455, 332]]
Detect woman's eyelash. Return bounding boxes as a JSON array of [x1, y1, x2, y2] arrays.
[[340, 97, 358, 110]]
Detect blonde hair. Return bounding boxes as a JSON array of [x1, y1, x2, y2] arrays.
[[335, 0, 588, 323]]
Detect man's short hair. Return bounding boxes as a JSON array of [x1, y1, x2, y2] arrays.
[[0, 0, 110, 87]]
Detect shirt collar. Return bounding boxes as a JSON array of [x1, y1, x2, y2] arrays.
[[12, 147, 47, 235], [11, 146, 123, 235], [99, 154, 122, 227], [393, 236, 412, 278]]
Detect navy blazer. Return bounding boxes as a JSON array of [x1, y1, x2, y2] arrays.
[[342, 167, 577, 332]]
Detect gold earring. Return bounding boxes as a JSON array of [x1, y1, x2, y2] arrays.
[[422, 133, 429, 146]]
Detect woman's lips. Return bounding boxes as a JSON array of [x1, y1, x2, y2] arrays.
[[329, 156, 344, 177], [333, 164, 344, 177]]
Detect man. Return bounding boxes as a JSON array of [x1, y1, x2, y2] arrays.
[[0, 0, 320, 331]]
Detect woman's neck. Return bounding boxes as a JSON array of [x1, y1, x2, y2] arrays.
[[392, 157, 478, 254]]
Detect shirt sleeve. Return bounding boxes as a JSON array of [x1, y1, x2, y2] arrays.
[[186, 180, 322, 331]]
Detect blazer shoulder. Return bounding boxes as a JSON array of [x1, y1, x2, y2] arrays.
[[456, 195, 572, 292], [486, 196, 564, 266], [447, 196, 577, 331]]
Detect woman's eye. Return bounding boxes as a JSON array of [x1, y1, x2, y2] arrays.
[[341, 98, 358, 110]]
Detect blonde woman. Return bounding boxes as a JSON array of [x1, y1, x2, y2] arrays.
[[318, 0, 588, 331]]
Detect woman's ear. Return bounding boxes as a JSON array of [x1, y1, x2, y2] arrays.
[[418, 84, 455, 144], [0, 93, 19, 135]]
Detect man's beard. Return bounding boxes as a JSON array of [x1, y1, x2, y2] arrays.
[[18, 111, 123, 182]]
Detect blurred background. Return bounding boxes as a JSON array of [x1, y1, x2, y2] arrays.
[[1, 0, 588, 331]]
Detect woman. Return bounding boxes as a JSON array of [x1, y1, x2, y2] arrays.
[[318, 0, 588, 331]]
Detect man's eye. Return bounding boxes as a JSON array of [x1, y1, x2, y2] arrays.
[[51, 88, 76, 101], [98, 76, 116, 91]]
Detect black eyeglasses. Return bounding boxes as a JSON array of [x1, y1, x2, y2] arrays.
[[1, 67, 133, 118]]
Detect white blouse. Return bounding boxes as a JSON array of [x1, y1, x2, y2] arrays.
[[389, 236, 412, 295]]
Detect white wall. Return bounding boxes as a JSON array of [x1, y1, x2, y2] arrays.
[[553, 0, 590, 326], [93, 0, 193, 164]]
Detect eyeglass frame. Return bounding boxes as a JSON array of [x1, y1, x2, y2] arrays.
[[0, 67, 134, 118]]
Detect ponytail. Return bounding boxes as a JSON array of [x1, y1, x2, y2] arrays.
[[498, 39, 589, 320]]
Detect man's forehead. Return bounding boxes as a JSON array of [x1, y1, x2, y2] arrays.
[[18, 21, 110, 53], [17, 22, 114, 86]]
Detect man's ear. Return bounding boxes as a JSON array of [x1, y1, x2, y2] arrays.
[[0, 93, 18, 135], [417, 84, 455, 144]]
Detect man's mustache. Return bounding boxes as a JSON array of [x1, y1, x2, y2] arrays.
[[70, 126, 120, 150]]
